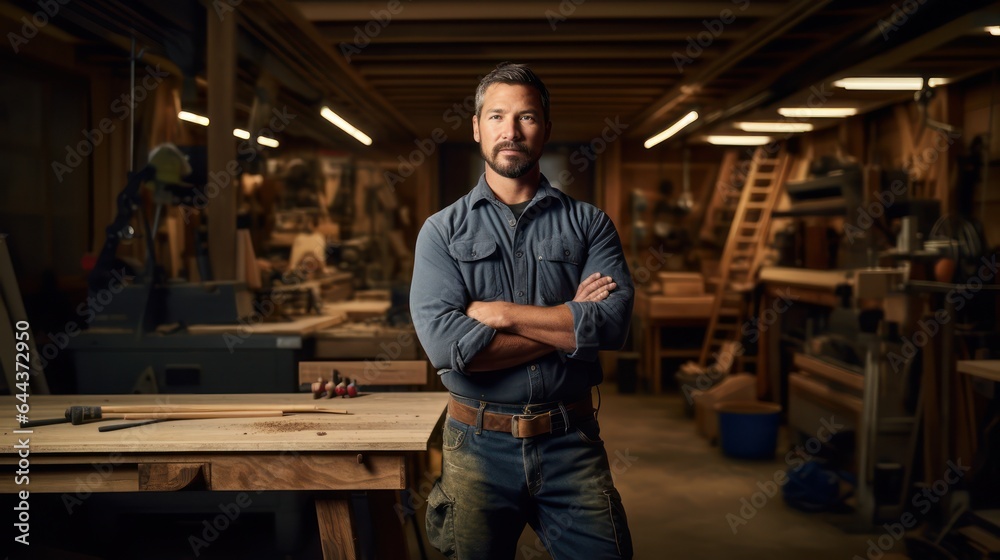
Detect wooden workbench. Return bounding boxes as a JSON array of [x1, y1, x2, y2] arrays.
[[634, 291, 715, 393], [0, 392, 449, 558]]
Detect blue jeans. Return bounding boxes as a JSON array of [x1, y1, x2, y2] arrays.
[[426, 395, 633, 559]]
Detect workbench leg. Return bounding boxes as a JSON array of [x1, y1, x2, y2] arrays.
[[316, 495, 357, 560]]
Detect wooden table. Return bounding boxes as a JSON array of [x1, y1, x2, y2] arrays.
[[634, 291, 714, 393], [0, 392, 449, 559]]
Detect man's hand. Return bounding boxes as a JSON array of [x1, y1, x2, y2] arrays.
[[466, 301, 510, 330], [574, 272, 617, 303]]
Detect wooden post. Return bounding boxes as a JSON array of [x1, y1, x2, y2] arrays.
[[206, 6, 237, 280]]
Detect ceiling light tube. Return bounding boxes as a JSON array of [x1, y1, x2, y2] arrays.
[[256, 136, 279, 148], [178, 111, 210, 126], [233, 128, 251, 140], [986, 26, 1000, 36], [705, 135, 772, 146], [320, 106, 373, 146], [777, 107, 858, 118], [644, 111, 699, 149], [832, 77, 945, 90], [735, 122, 814, 133]]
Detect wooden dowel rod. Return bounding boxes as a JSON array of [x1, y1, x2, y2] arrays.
[[120, 411, 285, 420]]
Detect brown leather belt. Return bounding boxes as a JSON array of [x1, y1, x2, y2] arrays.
[[448, 396, 595, 439]]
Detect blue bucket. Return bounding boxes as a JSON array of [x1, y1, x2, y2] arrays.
[[715, 400, 782, 459]]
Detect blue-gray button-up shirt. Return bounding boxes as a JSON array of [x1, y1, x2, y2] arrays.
[[410, 173, 634, 404]]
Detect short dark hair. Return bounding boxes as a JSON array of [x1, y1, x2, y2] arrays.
[[475, 62, 550, 123]]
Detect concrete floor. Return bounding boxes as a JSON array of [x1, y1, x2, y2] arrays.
[[496, 389, 899, 560]]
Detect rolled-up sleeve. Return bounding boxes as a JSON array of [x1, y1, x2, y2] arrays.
[[564, 212, 634, 362], [410, 219, 497, 374]]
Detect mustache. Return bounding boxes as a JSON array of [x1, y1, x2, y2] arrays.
[[492, 142, 529, 157]]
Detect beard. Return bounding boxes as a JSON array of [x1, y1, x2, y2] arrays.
[[481, 141, 539, 179]]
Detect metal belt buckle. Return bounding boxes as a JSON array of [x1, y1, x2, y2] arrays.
[[511, 414, 538, 438]]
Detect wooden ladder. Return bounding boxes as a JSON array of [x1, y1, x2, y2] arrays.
[[698, 150, 741, 247], [698, 146, 792, 368]]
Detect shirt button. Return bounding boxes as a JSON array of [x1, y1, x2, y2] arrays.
[[508, 219, 516, 227], [517, 290, 524, 297], [530, 365, 537, 371], [538, 255, 543, 261], [515, 251, 523, 258], [564, 250, 571, 256], [470, 251, 477, 257]]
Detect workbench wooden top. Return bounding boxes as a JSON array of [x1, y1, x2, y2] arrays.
[[0, 392, 449, 455]]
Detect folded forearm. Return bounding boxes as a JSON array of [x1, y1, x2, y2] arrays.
[[504, 304, 577, 351], [466, 332, 555, 372]]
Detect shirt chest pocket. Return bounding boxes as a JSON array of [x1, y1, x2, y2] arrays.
[[449, 237, 503, 302], [535, 237, 586, 305]]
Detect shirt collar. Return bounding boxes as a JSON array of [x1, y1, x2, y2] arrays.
[[469, 173, 565, 208]]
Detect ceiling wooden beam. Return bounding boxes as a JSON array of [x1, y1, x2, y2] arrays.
[[293, 1, 785, 21], [313, 20, 754, 44]]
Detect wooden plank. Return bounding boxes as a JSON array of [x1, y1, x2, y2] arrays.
[[138, 462, 209, 491], [186, 312, 346, 335], [0, 393, 449, 454], [316, 496, 357, 560], [210, 454, 404, 491], [314, 324, 419, 360], [0, 235, 49, 393], [300, 361, 427, 386], [793, 354, 864, 392], [647, 295, 714, 319], [0, 465, 141, 493], [957, 360, 1000, 382], [789, 373, 863, 417], [323, 300, 392, 320]]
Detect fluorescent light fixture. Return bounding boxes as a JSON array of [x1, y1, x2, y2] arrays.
[[832, 77, 946, 90], [986, 26, 1000, 36], [178, 111, 210, 126], [256, 136, 279, 148], [233, 128, 251, 140], [777, 107, 858, 118], [735, 122, 814, 133], [644, 111, 699, 149], [320, 106, 372, 146], [705, 135, 772, 146]]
